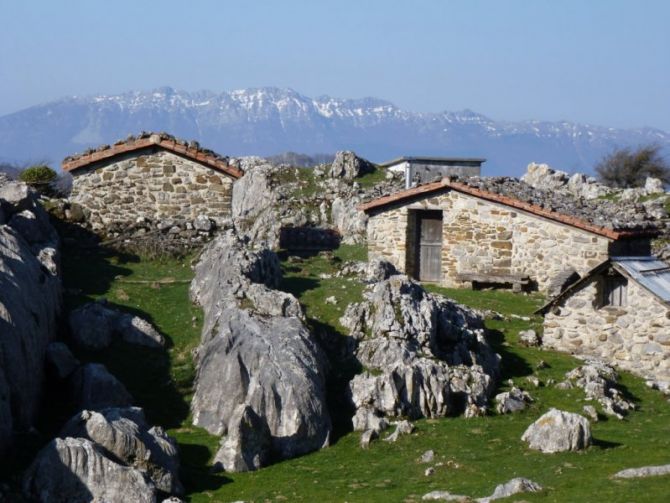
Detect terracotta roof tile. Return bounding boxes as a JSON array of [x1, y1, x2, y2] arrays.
[[359, 178, 658, 240], [61, 132, 243, 179]]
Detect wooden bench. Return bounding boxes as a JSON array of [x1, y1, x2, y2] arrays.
[[456, 272, 531, 292]]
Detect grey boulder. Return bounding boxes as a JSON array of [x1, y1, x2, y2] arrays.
[[213, 405, 272, 472], [69, 301, 165, 350], [23, 437, 157, 503], [521, 408, 591, 453], [190, 233, 330, 470], [45, 342, 80, 380], [60, 407, 183, 495], [328, 151, 375, 180], [342, 275, 499, 426], [477, 477, 543, 502], [494, 387, 533, 414], [68, 363, 133, 412]]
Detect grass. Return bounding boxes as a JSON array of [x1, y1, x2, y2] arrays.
[[18, 239, 670, 502]]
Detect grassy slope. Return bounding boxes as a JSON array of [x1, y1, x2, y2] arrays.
[[57, 243, 670, 502]]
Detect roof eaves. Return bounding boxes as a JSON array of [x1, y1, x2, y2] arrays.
[[360, 178, 657, 240]]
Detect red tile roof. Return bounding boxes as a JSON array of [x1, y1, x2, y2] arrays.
[[61, 132, 243, 179], [358, 178, 657, 240]]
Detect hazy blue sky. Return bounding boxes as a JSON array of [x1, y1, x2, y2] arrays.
[[1, 0, 668, 130]]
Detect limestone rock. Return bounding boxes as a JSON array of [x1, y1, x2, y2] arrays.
[[213, 405, 272, 473], [420, 450, 435, 463], [45, 342, 80, 380], [190, 233, 330, 468], [0, 179, 61, 455], [521, 408, 591, 453], [422, 491, 471, 502], [328, 151, 375, 180], [342, 275, 499, 426], [518, 329, 541, 347], [384, 420, 414, 442], [477, 477, 543, 502], [565, 360, 634, 419], [331, 195, 367, 244], [69, 301, 117, 350], [359, 428, 378, 449], [69, 301, 165, 350], [494, 387, 533, 414], [364, 258, 399, 283], [68, 363, 133, 412], [60, 407, 182, 495], [23, 437, 157, 503], [644, 177, 664, 194], [613, 463, 670, 479]]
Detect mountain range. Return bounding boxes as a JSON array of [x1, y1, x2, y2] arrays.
[[0, 86, 667, 176]]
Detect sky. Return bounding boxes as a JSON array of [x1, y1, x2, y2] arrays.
[[0, 0, 668, 130]]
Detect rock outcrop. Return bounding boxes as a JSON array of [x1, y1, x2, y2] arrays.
[[68, 363, 133, 412], [494, 387, 533, 414], [0, 179, 61, 455], [190, 232, 331, 471], [69, 300, 165, 350], [341, 273, 500, 430], [231, 152, 402, 248], [24, 406, 182, 502], [24, 437, 157, 503], [521, 162, 612, 200], [563, 360, 635, 419], [613, 463, 670, 479], [60, 407, 183, 495], [521, 408, 591, 453]]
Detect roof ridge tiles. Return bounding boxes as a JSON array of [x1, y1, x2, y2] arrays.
[[61, 132, 243, 179]]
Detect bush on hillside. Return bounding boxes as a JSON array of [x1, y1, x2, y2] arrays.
[[596, 144, 670, 188], [19, 165, 57, 185]]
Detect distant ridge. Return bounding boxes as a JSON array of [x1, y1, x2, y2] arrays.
[[0, 87, 667, 176]]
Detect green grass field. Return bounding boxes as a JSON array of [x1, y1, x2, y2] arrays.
[[54, 242, 670, 502]]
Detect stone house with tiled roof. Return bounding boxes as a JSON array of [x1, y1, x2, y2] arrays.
[[62, 132, 243, 228], [359, 177, 657, 292]]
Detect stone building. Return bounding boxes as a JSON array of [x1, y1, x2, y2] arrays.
[[62, 132, 243, 228], [538, 256, 670, 382], [360, 177, 657, 292], [381, 156, 485, 189]]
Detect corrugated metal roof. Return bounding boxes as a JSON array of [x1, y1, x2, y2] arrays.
[[612, 256, 670, 303]]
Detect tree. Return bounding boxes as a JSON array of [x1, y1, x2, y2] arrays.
[[596, 144, 670, 188]]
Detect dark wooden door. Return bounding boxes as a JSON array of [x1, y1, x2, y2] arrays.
[[418, 211, 443, 282]]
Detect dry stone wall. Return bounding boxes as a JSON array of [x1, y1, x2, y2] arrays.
[[366, 189, 629, 292], [69, 149, 234, 228], [543, 277, 670, 382]]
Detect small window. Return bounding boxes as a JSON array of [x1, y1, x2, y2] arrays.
[[602, 275, 627, 307]]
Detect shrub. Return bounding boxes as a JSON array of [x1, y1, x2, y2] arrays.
[[19, 165, 57, 185], [596, 144, 670, 188]]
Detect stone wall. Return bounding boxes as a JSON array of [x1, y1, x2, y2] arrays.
[[366, 189, 637, 292], [543, 275, 670, 381], [69, 148, 234, 229]]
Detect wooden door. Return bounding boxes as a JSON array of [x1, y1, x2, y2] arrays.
[[417, 211, 443, 282]]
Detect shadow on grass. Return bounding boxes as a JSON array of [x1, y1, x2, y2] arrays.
[[486, 328, 534, 382], [592, 437, 623, 450], [178, 442, 232, 495]]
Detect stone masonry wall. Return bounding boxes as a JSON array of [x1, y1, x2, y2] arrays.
[[367, 189, 617, 291], [69, 149, 234, 228], [543, 276, 670, 381]]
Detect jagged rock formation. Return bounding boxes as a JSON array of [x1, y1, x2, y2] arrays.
[[494, 387, 533, 414], [340, 273, 500, 430], [189, 231, 331, 471], [521, 162, 612, 199], [231, 152, 402, 248], [60, 408, 182, 495], [562, 360, 635, 419], [69, 300, 165, 350], [0, 179, 61, 455], [24, 407, 182, 502], [521, 408, 591, 453], [68, 363, 133, 412]]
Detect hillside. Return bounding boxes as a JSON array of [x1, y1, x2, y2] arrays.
[[0, 87, 668, 175], [23, 240, 667, 502]]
